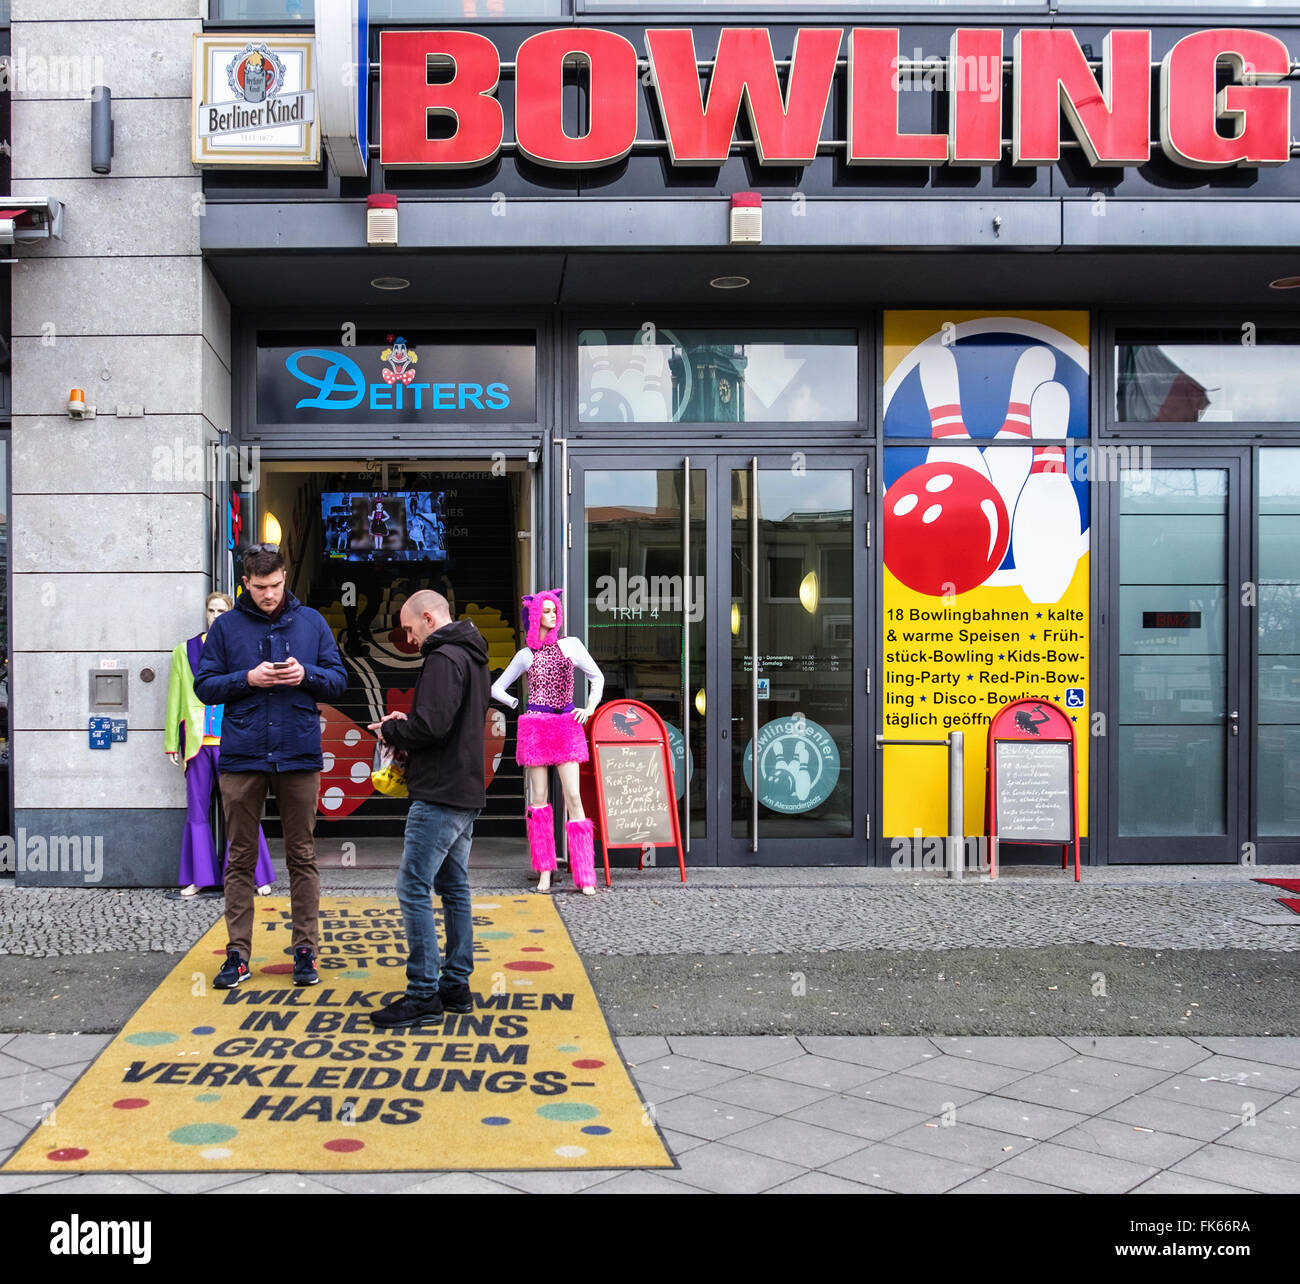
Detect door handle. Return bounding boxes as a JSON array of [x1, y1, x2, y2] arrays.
[[1229, 710, 1239, 737]]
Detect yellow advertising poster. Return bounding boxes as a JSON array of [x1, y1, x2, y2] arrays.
[[3, 896, 673, 1173], [881, 312, 1090, 845]]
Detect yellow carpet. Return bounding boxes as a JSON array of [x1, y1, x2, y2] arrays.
[[4, 896, 674, 1173]]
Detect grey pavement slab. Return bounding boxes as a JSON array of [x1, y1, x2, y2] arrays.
[[666, 1035, 802, 1071], [995, 1070, 1143, 1115], [313, 1171, 447, 1195], [697, 1072, 834, 1116], [615, 1036, 670, 1064], [0, 1171, 66, 1193], [886, 1119, 1036, 1168], [581, 1169, 703, 1194], [137, 1172, 256, 1194], [1169, 1144, 1300, 1192], [724, 1115, 871, 1168], [0, 1052, 36, 1079], [479, 1168, 629, 1195], [765, 1171, 889, 1193], [1131, 1171, 1254, 1195], [850, 1072, 984, 1116], [786, 1093, 932, 1143], [1060, 1036, 1213, 1072], [929, 1036, 1076, 1072], [994, 1141, 1161, 1193], [901, 1055, 1032, 1094], [0, 1069, 77, 1110], [1183, 1055, 1300, 1095], [1032, 1054, 1174, 1094], [1214, 1119, 1300, 1163], [1048, 1117, 1208, 1168], [214, 1175, 343, 1195], [5, 1101, 58, 1128], [0, 1033, 114, 1069], [943, 1094, 1088, 1141], [658, 1128, 711, 1156], [1145, 1073, 1284, 1115], [952, 1172, 1071, 1193], [31, 1173, 163, 1195], [651, 1094, 774, 1142], [1195, 1038, 1300, 1069], [824, 1141, 983, 1193], [1102, 1094, 1243, 1143], [667, 1140, 806, 1194], [797, 1036, 939, 1071], [0, 1117, 31, 1150], [761, 1053, 888, 1093], [626, 1055, 747, 1094]]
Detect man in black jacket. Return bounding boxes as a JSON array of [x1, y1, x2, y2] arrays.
[[367, 590, 490, 1028]]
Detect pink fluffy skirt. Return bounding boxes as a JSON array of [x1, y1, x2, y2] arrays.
[[516, 711, 589, 766]]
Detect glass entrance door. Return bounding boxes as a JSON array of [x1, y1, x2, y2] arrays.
[[1105, 452, 1249, 861], [572, 451, 870, 865]]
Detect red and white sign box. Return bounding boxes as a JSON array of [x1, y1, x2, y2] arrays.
[[379, 26, 1293, 173]]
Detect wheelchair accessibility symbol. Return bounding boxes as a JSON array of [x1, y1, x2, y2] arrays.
[[1064, 687, 1086, 709]]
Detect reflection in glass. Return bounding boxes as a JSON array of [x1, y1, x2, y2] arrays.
[[584, 469, 706, 841], [1259, 450, 1300, 834], [1116, 329, 1300, 423], [578, 329, 856, 424], [732, 469, 853, 840], [1117, 468, 1228, 836]]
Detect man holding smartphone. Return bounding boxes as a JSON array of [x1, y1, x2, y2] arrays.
[[195, 546, 347, 990]]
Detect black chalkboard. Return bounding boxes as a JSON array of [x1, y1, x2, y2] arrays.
[[594, 743, 676, 847], [994, 741, 1073, 843]]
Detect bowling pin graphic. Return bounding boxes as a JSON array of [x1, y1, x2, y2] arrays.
[[918, 344, 991, 481], [1011, 381, 1080, 604], [984, 345, 1056, 519]]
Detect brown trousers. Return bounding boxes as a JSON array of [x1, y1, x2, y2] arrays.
[[220, 770, 321, 959]]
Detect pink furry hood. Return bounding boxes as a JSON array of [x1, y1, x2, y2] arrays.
[[523, 589, 564, 649]]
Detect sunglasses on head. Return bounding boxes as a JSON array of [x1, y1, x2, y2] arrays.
[[245, 543, 280, 555]]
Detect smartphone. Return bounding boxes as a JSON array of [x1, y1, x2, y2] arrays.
[[271, 660, 291, 669]]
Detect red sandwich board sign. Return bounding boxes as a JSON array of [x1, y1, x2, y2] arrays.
[[985, 698, 1081, 882], [585, 700, 686, 886]]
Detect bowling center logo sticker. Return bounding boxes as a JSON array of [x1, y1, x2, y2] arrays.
[[2, 897, 673, 1174], [880, 312, 1091, 840]]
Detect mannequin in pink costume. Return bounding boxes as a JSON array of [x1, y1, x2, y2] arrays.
[[491, 590, 604, 894]]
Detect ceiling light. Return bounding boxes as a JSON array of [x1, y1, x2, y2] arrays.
[[371, 276, 410, 290], [1268, 276, 1300, 290], [710, 275, 750, 290]]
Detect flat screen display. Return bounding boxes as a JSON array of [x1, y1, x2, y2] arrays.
[[322, 491, 448, 563]]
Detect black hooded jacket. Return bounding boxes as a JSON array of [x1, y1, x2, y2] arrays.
[[380, 620, 491, 809]]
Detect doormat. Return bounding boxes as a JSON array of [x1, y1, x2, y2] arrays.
[[1253, 878, 1300, 894], [3, 895, 673, 1174]]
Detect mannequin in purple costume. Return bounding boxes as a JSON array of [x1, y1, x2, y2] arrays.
[[166, 594, 274, 895], [491, 589, 604, 894]]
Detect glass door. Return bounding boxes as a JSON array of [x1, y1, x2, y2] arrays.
[[721, 455, 869, 863], [1106, 452, 1249, 862], [574, 456, 712, 856]]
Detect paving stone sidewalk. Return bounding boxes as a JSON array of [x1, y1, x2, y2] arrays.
[[1, 1033, 1296, 1194]]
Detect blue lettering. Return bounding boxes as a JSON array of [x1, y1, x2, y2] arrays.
[[485, 382, 510, 410], [286, 350, 366, 410], [409, 383, 429, 410], [369, 383, 393, 410], [393, 381, 404, 411], [459, 383, 484, 411], [433, 383, 455, 410]]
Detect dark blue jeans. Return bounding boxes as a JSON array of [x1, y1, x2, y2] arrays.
[[395, 801, 478, 998]]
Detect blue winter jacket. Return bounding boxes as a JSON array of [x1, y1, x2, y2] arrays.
[[193, 589, 347, 773]]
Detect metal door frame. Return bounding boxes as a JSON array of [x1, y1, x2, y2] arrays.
[[1099, 446, 1251, 863]]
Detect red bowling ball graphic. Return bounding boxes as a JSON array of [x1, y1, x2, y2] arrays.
[[884, 460, 1010, 597]]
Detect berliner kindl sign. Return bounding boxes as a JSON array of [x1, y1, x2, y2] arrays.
[[192, 35, 318, 167]]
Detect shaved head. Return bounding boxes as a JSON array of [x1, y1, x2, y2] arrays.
[[400, 590, 452, 648]]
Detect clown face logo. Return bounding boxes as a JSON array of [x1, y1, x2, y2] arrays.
[[227, 44, 286, 105], [380, 334, 419, 386]]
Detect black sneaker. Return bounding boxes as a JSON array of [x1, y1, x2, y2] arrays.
[[214, 950, 248, 989], [293, 946, 320, 986], [438, 981, 473, 1014], [369, 993, 444, 1029]]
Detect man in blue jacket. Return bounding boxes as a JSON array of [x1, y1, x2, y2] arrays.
[[195, 546, 347, 990]]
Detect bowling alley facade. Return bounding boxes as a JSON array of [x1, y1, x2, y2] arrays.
[[13, 3, 1300, 884]]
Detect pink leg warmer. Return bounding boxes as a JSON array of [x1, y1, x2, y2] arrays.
[[567, 818, 596, 890], [526, 804, 556, 874]]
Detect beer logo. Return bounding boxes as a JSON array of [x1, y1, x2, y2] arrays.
[[226, 43, 286, 105]]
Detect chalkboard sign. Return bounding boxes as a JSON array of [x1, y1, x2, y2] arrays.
[[594, 743, 676, 847], [993, 741, 1072, 842]]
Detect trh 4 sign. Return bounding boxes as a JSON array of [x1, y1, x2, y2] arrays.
[[379, 27, 1293, 172]]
